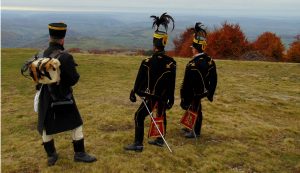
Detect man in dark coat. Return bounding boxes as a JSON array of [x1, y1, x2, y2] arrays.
[[124, 13, 176, 152], [180, 22, 217, 138], [38, 23, 96, 166]]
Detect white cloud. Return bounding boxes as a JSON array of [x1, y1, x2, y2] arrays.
[[2, 0, 300, 17]]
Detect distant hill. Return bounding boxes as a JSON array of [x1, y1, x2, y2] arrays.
[[19, 30, 122, 50], [2, 10, 299, 50]]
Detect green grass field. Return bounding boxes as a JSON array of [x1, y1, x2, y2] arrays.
[[1, 48, 300, 173]]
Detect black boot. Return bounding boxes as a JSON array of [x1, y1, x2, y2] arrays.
[[43, 139, 58, 166], [184, 131, 200, 138], [148, 137, 164, 147], [124, 142, 144, 152], [124, 127, 144, 152], [193, 110, 203, 137], [181, 128, 191, 133], [73, 139, 97, 163]]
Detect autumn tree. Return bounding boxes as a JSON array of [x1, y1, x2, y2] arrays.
[[68, 48, 82, 53], [173, 28, 194, 57], [205, 22, 249, 59], [286, 35, 300, 63], [252, 32, 285, 61]]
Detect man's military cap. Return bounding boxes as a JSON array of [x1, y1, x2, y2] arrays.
[[192, 22, 207, 51], [150, 13, 174, 49], [153, 31, 168, 48], [48, 23, 67, 39]]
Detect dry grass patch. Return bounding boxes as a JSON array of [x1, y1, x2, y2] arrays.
[[2, 49, 300, 173]]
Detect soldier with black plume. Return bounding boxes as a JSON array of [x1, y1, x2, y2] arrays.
[[124, 13, 176, 152], [37, 23, 96, 166], [180, 22, 218, 138]]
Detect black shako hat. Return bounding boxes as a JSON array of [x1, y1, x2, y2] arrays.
[[192, 22, 207, 52], [150, 13, 175, 49], [48, 22, 67, 39]]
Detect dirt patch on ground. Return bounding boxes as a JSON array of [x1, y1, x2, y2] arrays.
[[97, 123, 134, 132]]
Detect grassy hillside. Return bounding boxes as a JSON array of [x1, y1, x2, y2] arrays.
[[1, 48, 300, 173]]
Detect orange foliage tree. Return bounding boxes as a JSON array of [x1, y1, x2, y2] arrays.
[[68, 48, 82, 53], [252, 32, 285, 61], [173, 28, 194, 57], [286, 35, 300, 63], [205, 22, 249, 59]]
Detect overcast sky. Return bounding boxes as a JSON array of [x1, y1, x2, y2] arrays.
[[2, 0, 300, 17]]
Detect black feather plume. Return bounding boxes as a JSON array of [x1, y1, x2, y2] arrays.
[[150, 12, 175, 32], [194, 22, 207, 38]]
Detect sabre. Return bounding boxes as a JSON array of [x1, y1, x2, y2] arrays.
[[140, 97, 173, 153], [189, 105, 198, 143], [192, 129, 198, 143]]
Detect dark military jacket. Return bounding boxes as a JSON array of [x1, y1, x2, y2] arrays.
[[180, 52, 217, 105], [37, 42, 83, 135], [133, 51, 176, 102]]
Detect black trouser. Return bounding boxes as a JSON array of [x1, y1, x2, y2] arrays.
[[134, 99, 166, 144], [191, 98, 203, 135]]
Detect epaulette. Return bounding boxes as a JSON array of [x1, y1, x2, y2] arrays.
[[166, 61, 176, 69], [208, 56, 213, 66], [144, 57, 150, 63], [187, 62, 196, 67]]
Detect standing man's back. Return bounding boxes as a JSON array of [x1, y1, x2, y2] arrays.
[[37, 22, 97, 166], [180, 22, 217, 138], [124, 13, 176, 151]]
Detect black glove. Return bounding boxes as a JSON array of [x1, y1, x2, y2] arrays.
[[207, 95, 213, 102], [180, 100, 189, 110], [35, 84, 42, 91], [166, 97, 174, 109], [129, 90, 136, 102]]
